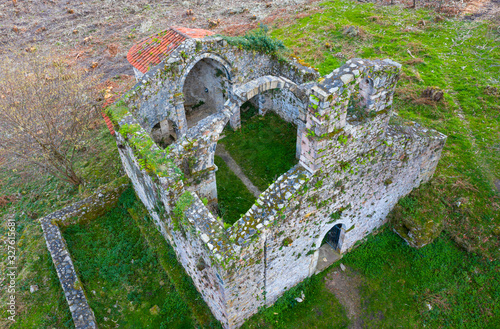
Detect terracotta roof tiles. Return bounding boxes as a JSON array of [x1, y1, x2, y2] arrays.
[[127, 26, 214, 74]]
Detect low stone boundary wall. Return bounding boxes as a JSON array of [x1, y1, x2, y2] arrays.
[[38, 176, 129, 329]]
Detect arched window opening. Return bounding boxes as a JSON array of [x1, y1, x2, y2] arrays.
[[347, 77, 375, 123], [182, 58, 231, 128], [151, 119, 177, 149]]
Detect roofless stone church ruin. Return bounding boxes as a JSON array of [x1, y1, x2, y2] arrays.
[[103, 26, 447, 328]]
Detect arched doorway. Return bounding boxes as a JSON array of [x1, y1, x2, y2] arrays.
[[182, 58, 231, 128], [315, 223, 345, 273], [324, 223, 343, 251]]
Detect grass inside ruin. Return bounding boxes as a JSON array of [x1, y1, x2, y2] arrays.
[[62, 188, 195, 328], [219, 107, 298, 192], [215, 155, 256, 225]]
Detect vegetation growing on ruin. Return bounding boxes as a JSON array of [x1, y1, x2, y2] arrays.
[[1, 0, 499, 327], [221, 24, 286, 58], [215, 155, 256, 225], [220, 107, 298, 191]]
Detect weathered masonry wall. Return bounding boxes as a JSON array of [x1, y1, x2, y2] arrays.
[[38, 177, 129, 329], [107, 35, 446, 329], [122, 36, 317, 137]]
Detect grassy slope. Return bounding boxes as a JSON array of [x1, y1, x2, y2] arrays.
[[62, 188, 194, 328], [342, 227, 500, 328], [215, 155, 256, 225], [271, 0, 500, 259], [241, 1, 500, 327], [243, 273, 350, 328]]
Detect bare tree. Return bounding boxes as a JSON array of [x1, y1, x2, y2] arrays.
[[0, 51, 101, 186]]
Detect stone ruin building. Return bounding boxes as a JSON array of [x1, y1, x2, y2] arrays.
[[104, 26, 447, 328]]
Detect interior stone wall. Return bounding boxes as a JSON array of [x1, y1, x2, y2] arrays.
[[183, 57, 231, 128]]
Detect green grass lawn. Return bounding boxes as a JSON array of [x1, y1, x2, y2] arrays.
[[270, 0, 500, 259], [62, 188, 194, 328], [243, 273, 350, 329], [215, 155, 256, 225], [219, 110, 298, 192], [343, 227, 500, 328]]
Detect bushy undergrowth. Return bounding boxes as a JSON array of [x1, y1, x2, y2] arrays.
[[221, 24, 286, 57]]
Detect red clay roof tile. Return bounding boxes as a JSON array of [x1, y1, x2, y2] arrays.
[[127, 26, 214, 74]]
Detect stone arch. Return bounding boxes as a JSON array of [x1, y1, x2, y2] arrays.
[[311, 222, 347, 274], [322, 223, 346, 252], [177, 53, 233, 130], [179, 52, 233, 89], [234, 75, 307, 107], [233, 76, 307, 158]]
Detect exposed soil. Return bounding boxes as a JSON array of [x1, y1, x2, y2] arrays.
[[462, 0, 500, 20], [2, 0, 492, 97], [325, 265, 364, 329], [0, 0, 321, 92]]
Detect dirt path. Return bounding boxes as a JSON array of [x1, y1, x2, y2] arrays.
[[215, 144, 262, 198], [325, 265, 364, 329]]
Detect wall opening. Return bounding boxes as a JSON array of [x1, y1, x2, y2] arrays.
[[182, 58, 231, 128], [347, 77, 375, 123], [151, 118, 177, 149], [322, 223, 344, 251], [315, 223, 345, 273]]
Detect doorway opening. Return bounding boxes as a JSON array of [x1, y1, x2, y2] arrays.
[[324, 223, 343, 251], [315, 223, 344, 273]]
